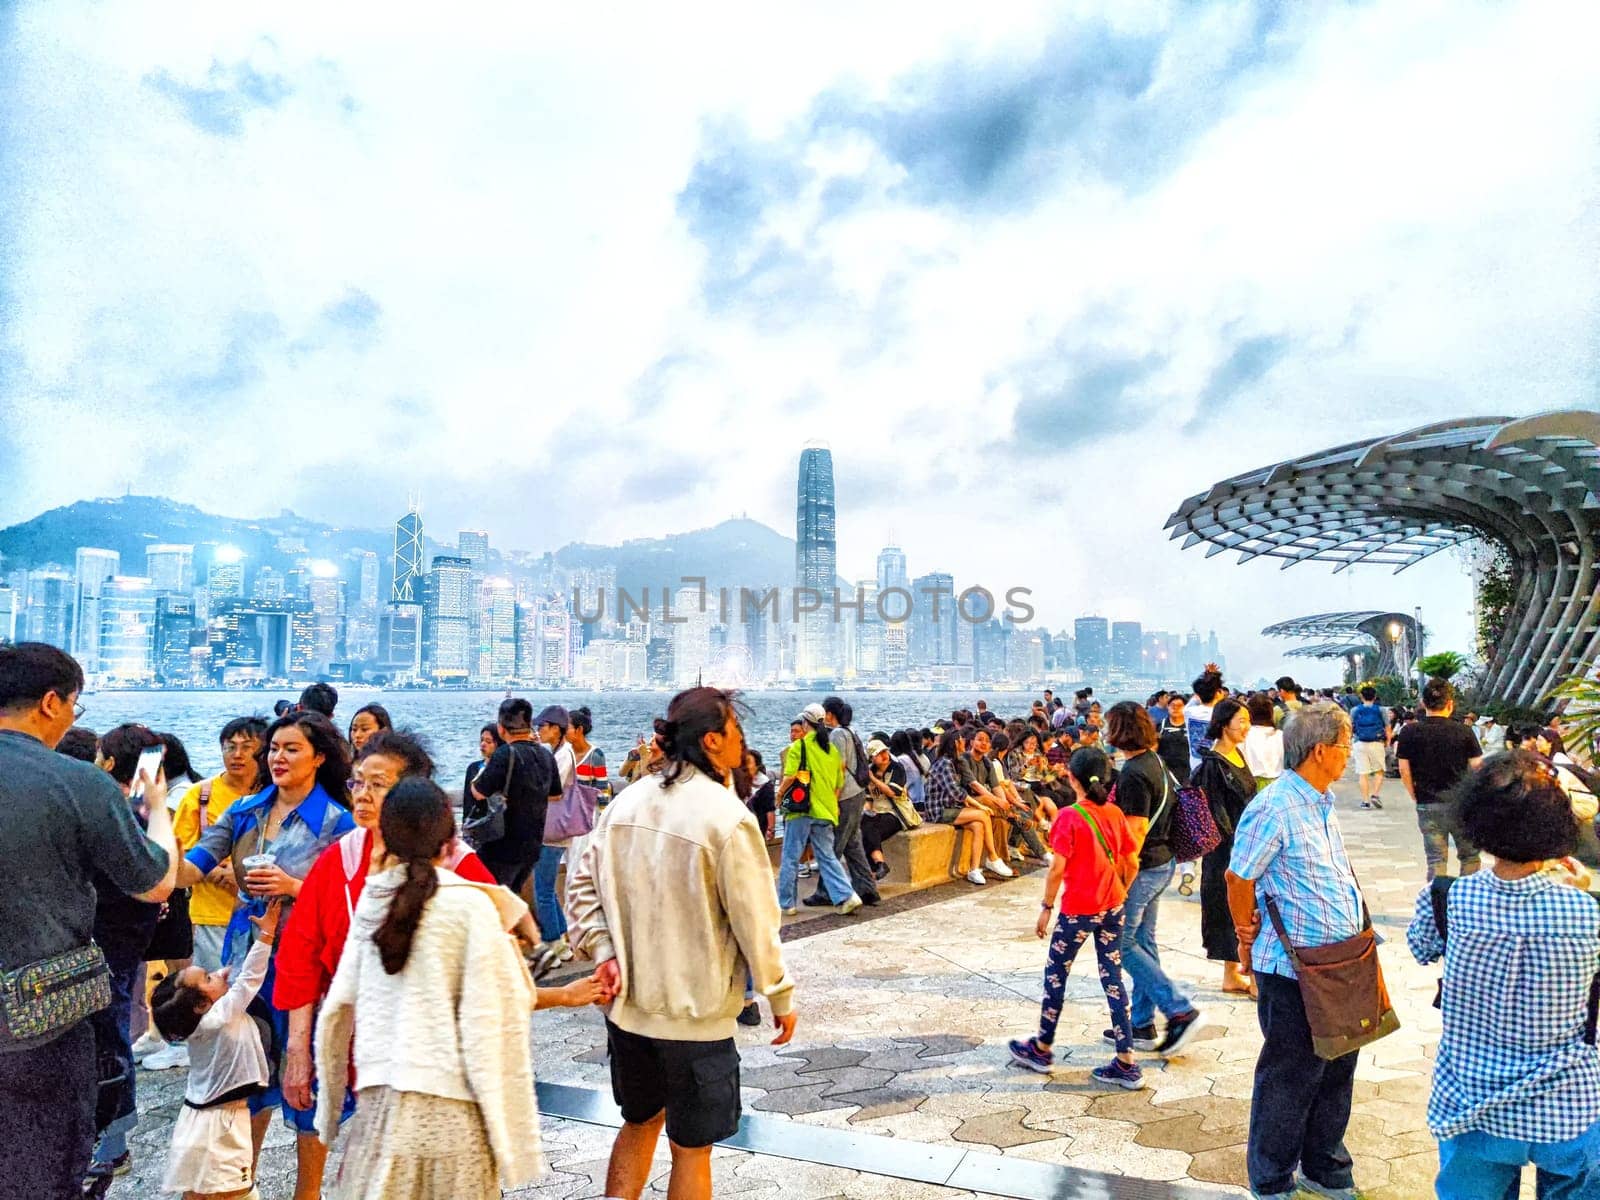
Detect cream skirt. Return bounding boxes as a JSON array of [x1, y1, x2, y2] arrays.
[[329, 1086, 500, 1200]]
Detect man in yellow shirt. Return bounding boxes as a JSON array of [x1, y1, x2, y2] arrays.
[[172, 717, 265, 971]]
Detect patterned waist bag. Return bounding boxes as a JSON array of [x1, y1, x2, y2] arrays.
[[0, 944, 112, 1043]]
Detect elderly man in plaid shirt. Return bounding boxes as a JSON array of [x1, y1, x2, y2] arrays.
[[1408, 750, 1600, 1199], [1226, 703, 1364, 1200]]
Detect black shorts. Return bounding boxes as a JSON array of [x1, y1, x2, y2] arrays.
[[605, 1020, 741, 1148]]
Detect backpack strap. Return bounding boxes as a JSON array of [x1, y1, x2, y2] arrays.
[[1429, 875, 1454, 942], [197, 780, 214, 832], [1071, 803, 1113, 861]]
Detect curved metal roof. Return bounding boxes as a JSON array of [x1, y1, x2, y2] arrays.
[[1284, 641, 1380, 661], [1261, 612, 1417, 640], [1168, 409, 1600, 706]]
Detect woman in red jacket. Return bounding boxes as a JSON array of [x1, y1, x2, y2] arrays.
[[272, 730, 500, 1199]]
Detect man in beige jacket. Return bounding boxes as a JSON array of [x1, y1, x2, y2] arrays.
[[567, 687, 797, 1200]]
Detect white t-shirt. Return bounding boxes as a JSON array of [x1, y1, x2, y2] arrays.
[[183, 939, 271, 1106]]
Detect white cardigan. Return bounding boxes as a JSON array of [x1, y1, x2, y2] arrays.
[[315, 867, 542, 1187]]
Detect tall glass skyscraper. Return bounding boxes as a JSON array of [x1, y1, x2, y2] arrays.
[[392, 504, 424, 604], [795, 445, 837, 677], [73, 548, 120, 671], [1075, 617, 1110, 680]]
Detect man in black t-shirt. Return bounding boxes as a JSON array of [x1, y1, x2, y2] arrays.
[[1395, 678, 1484, 880], [470, 697, 563, 895]]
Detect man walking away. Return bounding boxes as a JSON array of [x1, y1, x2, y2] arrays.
[[470, 697, 564, 897], [819, 697, 881, 907], [1350, 687, 1391, 810], [0, 644, 179, 1200], [1227, 703, 1366, 1199], [1395, 678, 1484, 880], [567, 687, 796, 1200]]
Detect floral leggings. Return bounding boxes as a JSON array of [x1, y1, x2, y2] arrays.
[[1037, 906, 1132, 1054]]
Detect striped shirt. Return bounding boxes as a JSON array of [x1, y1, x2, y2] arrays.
[[576, 745, 611, 805], [1228, 768, 1363, 980], [1407, 870, 1600, 1141]]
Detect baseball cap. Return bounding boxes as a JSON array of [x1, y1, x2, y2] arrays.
[[534, 705, 570, 729], [798, 703, 826, 723], [865, 738, 889, 757]]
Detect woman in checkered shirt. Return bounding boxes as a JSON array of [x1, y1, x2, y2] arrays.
[[1407, 749, 1600, 1199]]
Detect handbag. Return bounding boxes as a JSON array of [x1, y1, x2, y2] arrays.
[[1162, 766, 1222, 862], [0, 944, 112, 1043], [1262, 893, 1399, 1060], [461, 744, 512, 851], [545, 748, 599, 842], [889, 788, 923, 830], [779, 737, 813, 816]]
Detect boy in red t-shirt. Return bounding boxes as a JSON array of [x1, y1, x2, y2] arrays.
[[1008, 747, 1144, 1088]]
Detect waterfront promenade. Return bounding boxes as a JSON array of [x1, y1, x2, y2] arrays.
[[111, 770, 1494, 1199]]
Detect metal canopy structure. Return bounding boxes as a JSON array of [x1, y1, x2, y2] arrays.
[[1167, 410, 1600, 707], [1261, 612, 1422, 679]]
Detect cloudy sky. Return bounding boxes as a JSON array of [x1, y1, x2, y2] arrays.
[[2, 1, 1597, 681]]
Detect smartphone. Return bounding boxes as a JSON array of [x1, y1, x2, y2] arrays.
[[129, 745, 166, 799]]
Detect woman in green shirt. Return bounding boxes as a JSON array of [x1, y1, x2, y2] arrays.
[[774, 705, 861, 917]]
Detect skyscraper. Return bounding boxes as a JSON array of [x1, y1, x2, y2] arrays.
[[73, 548, 120, 671], [422, 555, 472, 681], [910, 572, 956, 667], [97, 577, 157, 682], [154, 594, 197, 684], [479, 578, 516, 680], [145, 544, 194, 594], [207, 554, 244, 602], [1111, 621, 1143, 675], [0, 586, 14, 643], [344, 550, 380, 661], [1075, 617, 1110, 680], [392, 504, 424, 604], [24, 568, 73, 648], [876, 544, 909, 678], [794, 445, 837, 677]]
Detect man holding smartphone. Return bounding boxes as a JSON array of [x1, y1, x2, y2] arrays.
[[0, 643, 179, 1200]]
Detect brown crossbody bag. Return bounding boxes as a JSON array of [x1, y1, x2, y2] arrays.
[[1261, 892, 1400, 1060]]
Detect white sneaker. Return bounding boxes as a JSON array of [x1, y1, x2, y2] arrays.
[[130, 1030, 166, 1061], [782, 906, 799, 916], [837, 894, 864, 916], [966, 869, 987, 885], [554, 936, 574, 963], [1009, 847, 1025, 862], [142, 1042, 190, 1071], [985, 858, 1015, 878]]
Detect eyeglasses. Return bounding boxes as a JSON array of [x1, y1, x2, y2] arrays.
[[349, 778, 395, 794], [73, 701, 86, 720]]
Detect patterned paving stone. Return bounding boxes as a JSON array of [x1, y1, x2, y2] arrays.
[[748, 1080, 854, 1117], [950, 1106, 1059, 1148]]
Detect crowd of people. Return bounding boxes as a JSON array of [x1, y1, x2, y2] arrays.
[[1, 637, 1597, 1200]]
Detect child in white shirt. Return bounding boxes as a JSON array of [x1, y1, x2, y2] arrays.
[[150, 900, 281, 1200]]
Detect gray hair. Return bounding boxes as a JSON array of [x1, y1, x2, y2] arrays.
[[1283, 702, 1352, 770]]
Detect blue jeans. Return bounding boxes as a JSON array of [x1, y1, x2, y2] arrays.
[[1120, 861, 1193, 1028], [1417, 803, 1481, 881], [1437, 1118, 1600, 1199], [777, 817, 856, 909], [90, 958, 139, 1170], [535, 844, 568, 942]]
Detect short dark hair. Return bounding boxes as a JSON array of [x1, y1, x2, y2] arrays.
[[1246, 695, 1276, 728], [1275, 676, 1299, 694], [98, 723, 162, 786], [1457, 750, 1577, 862], [0, 642, 83, 713], [150, 971, 211, 1042], [1423, 677, 1454, 712], [356, 729, 435, 779], [1192, 672, 1223, 704], [1206, 698, 1248, 742], [220, 716, 269, 746], [297, 682, 339, 718], [479, 722, 505, 748], [1360, 686, 1378, 702], [498, 697, 533, 732], [1105, 701, 1157, 752], [56, 726, 99, 762]]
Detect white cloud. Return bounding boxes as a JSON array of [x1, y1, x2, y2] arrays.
[[2, 0, 1596, 681]]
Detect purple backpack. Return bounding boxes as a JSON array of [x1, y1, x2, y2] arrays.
[[1161, 766, 1222, 863]]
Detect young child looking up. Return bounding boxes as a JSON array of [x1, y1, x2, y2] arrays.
[[151, 899, 283, 1200]]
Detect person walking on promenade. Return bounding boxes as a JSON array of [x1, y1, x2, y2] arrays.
[[1241, 695, 1284, 794], [174, 717, 267, 973], [775, 703, 862, 915], [1406, 750, 1600, 1199], [1350, 686, 1391, 810], [567, 687, 797, 1200], [1193, 698, 1257, 997], [1396, 678, 1484, 880], [469, 698, 563, 897], [0, 644, 178, 1200], [532, 704, 577, 962], [1104, 701, 1207, 1055], [1009, 746, 1144, 1089], [1227, 702, 1366, 1199], [820, 697, 882, 907]]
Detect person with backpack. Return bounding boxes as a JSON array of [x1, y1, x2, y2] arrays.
[[816, 697, 881, 907], [1350, 686, 1391, 810], [1007, 747, 1144, 1089], [1192, 699, 1257, 998], [774, 705, 862, 916], [1406, 750, 1600, 1199], [1104, 701, 1208, 1056]]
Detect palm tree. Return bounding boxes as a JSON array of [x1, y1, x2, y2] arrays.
[[1417, 651, 1468, 680], [1550, 671, 1600, 766]]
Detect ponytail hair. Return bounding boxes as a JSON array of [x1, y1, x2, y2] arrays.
[[372, 777, 455, 975], [1068, 747, 1112, 804], [654, 687, 746, 790]]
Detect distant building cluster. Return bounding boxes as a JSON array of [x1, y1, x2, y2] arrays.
[[0, 452, 1221, 689]]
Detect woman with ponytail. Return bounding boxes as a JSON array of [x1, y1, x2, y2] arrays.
[[1008, 747, 1145, 1091], [314, 778, 600, 1198]]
